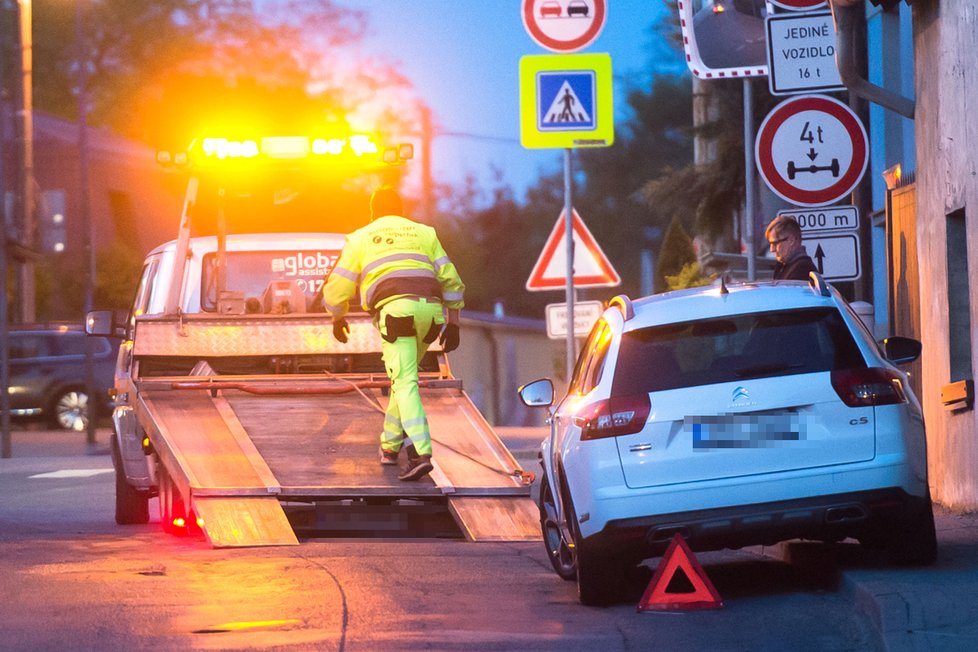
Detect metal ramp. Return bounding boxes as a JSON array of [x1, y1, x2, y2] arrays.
[[138, 389, 298, 547], [137, 382, 539, 547]]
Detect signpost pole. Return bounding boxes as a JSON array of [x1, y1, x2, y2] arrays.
[[744, 79, 756, 281], [563, 148, 575, 381]]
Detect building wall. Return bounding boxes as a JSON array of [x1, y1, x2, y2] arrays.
[[450, 313, 565, 427], [913, 0, 978, 509]]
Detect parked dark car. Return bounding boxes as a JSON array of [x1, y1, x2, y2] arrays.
[[5, 324, 119, 431]]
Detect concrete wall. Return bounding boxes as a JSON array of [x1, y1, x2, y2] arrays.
[[913, 1, 978, 509], [450, 312, 566, 427]]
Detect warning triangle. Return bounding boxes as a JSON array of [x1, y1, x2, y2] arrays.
[[526, 209, 620, 291], [545, 81, 591, 125], [637, 533, 723, 612]]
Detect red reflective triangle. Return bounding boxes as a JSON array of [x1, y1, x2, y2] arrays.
[[637, 533, 723, 612], [526, 209, 620, 291]]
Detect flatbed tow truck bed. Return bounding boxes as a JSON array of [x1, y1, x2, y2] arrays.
[[136, 374, 539, 548]]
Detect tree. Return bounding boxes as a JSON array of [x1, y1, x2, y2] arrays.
[[656, 218, 697, 292]]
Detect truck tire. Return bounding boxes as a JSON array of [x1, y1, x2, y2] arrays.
[[111, 440, 149, 525]]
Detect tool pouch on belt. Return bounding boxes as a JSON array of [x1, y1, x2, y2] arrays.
[[422, 322, 441, 344], [382, 315, 416, 343]]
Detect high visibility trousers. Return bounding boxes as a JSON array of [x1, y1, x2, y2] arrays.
[[377, 297, 444, 457]]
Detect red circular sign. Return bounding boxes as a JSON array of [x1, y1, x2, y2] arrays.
[[770, 0, 828, 10], [755, 95, 868, 207], [522, 0, 607, 53]]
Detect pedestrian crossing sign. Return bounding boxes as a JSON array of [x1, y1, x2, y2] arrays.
[[520, 53, 614, 149], [538, 73, 595, 131]]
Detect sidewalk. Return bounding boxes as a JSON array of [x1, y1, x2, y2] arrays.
[[0, 425, 112, 458], [842, 505, 978, 651]]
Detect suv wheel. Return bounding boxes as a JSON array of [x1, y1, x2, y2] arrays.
[[538, 474, 577, 581], [886, 495, 938, 565], [50, 388, 90, 431]]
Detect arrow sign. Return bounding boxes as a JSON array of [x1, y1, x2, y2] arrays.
[[526, 208, 620, 290], [801, 232, 861, 281]]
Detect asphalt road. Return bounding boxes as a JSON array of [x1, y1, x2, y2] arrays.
[[0, 425, 884, 651]]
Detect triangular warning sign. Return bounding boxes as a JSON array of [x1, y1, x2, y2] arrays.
[[544, 81, 591, 125], [526, 209, 620, 291], [637, 533, 723, 612]]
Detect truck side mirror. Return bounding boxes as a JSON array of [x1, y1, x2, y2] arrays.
[[86, 310, 126, 339]]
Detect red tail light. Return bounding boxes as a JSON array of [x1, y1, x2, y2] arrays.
[[577, 395, 651, 440], [831, 368, 907, 407]]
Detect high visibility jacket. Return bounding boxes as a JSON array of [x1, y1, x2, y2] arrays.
[[324, 214, 465, 319]]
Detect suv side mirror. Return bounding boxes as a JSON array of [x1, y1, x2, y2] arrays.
[[86, 310, 126, 339], [518, 378, 555, 407], [882, 336, 921, 365]]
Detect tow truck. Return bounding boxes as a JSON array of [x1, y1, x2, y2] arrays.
[[87, 133, 538, 547]]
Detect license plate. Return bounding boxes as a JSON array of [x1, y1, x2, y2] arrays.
[[685, 413, 804, 449]]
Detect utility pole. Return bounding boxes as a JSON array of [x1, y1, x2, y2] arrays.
[[15, 0, 35, 323]]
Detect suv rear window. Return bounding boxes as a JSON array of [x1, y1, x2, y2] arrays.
[[612, 307, 866, 394]]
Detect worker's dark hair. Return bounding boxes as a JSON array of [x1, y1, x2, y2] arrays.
[[370, 186, 404, 219]]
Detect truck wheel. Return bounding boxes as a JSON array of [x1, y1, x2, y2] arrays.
[[111, 441, 149, 525], [538, 474, 577, 581]]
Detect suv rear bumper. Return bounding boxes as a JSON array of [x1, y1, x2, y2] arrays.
[[586, 488, 929, 560]]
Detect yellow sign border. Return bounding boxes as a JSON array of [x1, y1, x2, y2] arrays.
[[519, 53, 614, 149]]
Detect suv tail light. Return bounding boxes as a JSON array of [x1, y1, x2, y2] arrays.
[[831, 368, 907, 407], [577, 395, 651, 440]]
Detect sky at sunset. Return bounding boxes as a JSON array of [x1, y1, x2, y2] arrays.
[[344, 1, 685, 206]]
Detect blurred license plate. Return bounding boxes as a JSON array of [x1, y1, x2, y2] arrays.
[[685, 414, 803, 449]]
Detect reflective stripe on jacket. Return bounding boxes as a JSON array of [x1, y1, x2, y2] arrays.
[[324, 214, 465, 319]]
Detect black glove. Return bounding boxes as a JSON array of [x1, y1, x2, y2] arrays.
[[439, 323, 460, 353], [333, 318, 350, 343]]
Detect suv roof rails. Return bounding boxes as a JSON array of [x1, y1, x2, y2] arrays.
[[609, 295, 634, 321], [809, 271, 831, 297]]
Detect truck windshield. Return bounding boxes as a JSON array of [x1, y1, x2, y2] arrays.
[[201, 250, 342, 312]]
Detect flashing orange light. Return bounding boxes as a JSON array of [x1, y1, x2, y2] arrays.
[[196, 516, 205, 528], [712, 2, 726, 13], [172, 517, 186, 528]]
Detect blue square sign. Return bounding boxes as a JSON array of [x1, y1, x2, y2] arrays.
[[537, 71, 596, 132]]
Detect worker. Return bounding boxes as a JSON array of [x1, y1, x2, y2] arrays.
[[765, 215, 818, 281], [324, 186, 465, 481]]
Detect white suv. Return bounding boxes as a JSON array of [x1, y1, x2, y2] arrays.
[[519, 275, 935, 606]]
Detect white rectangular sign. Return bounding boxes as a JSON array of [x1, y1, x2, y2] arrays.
[[779, 206, 859, 234], [546, 301, 604, 339], [765, 11, 844, 96], [802, 232, 861, 282]]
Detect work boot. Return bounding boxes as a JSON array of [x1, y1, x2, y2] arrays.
[[398, 454, 433, 481], [379, 446, 399, 466]]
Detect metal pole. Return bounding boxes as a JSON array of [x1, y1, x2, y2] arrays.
[[16, 0, 34, 322], [1, 30, 10, 458], [743, 79, 756, 281], [76, 0, 97, 444], [563, 148, 575, 383]]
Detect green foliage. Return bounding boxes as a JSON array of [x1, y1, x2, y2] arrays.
[[665, 261, 711, 291], [656, 218, 697, 293], [35, 239, 144, 321]]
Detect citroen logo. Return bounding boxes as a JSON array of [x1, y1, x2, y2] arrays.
[[732, 386, 750, 402]]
